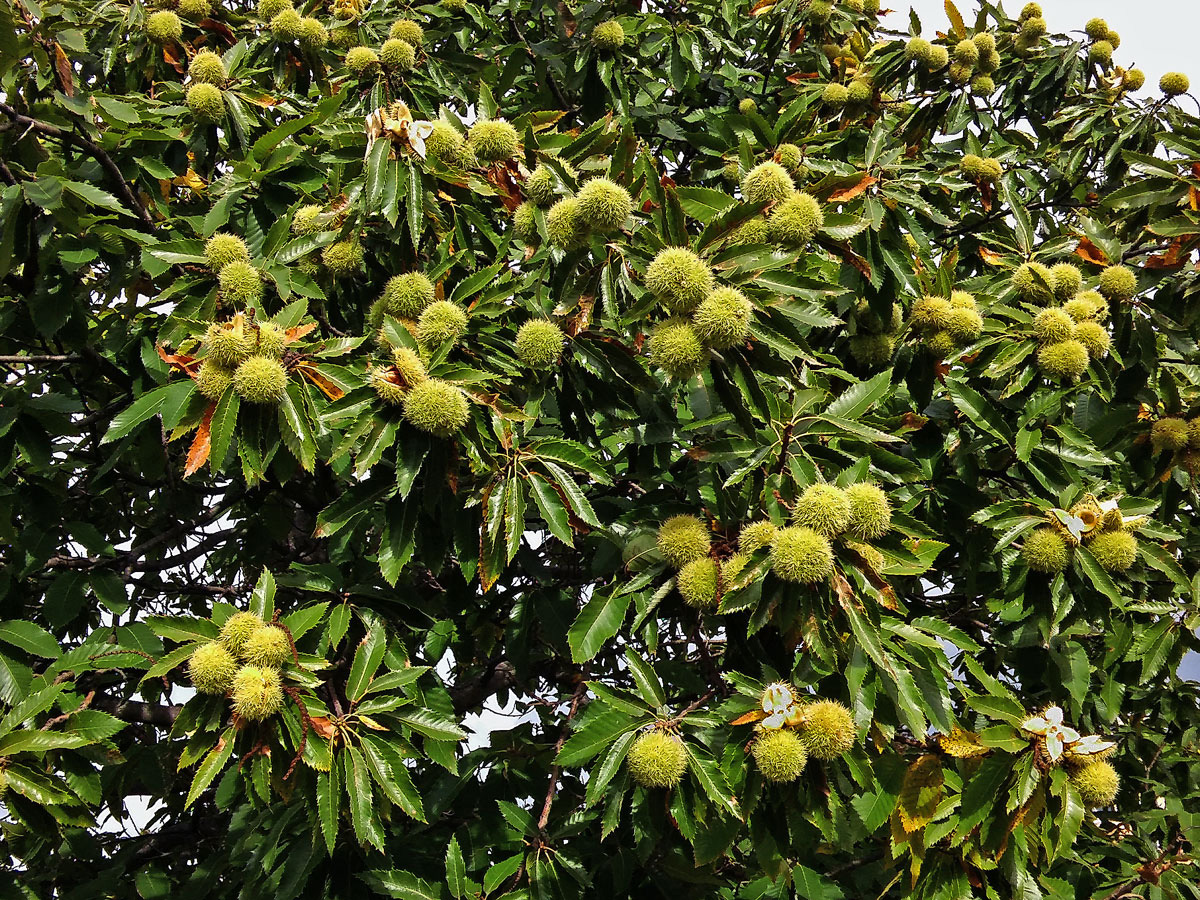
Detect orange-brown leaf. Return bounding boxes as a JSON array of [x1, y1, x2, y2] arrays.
[[1144, 238, 1191, 269], [979, 181, 994, 213], [730, 709, 767, 726], [828, 174, 877, 203], [309, 716, 337, 740], [284, 322, 318, 343], [829, 242, 872, 279], [1074, 235, 1109, 266], [978, 246, 1004, 265], [749, 0, 777, 15], [564, 294, 594, 337], [557, 1, 577, 37], [944, 0, 966, 39], [199, 18, 236, 44], [184, 405, 215, 478], [157, 344, 199, 373], [162, 43, 185, 73], [484, 163, 524, 213], [53, 44, 74, 97], [296, 365, 345, 401]]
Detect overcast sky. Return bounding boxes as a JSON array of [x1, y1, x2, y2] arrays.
[[899, 0, 1196, 92]]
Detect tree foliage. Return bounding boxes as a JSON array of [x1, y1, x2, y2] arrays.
[[1, 0, 1198, 897]]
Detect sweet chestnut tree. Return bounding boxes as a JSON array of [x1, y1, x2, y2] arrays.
[[1, 0, 1198, 897]]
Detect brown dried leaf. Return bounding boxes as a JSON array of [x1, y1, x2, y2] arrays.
[[296, 365, 345, 401], [184, 405, 215, 478], [309, 716, 337, 739], [157, 344, 199, 373], [828, 174, 877, 203], [53, 44, 74, 97], [284, 322, 318, 343], [162, 42, 185, 74], [1074, 235, 1109, 266], [730, 709, 767, 726], [557, 1, 577, 37]]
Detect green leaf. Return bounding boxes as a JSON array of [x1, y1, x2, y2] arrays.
[[540, 461, 601, 528], [0, 729, 90, 755], [392, 708, 467, 742], [359, 734, 427, 822], [583, 728, 637, 806], [101, 383, 177, 444], [359, 870, 444, 900], [364, 138, 391, 216], [792, 864, 845, 900], [345, 612, 386, 702], [185, 728, 235, 809], [279, 381, 318, 471], [945, 376, 1013, 445], [624, 648, 666, 709], [556, 706, 641, 767], [528, 474, 574, 547], [146, 616, 219, 644], [824, 370, 892, 420], [406, 160, 422, 252], [1053, 780, 1086, 860], [346, 743, 385, 850], [568, 588, 632, 663], [207, 389, 240, 473], [317, 764, 340, 854], [965, 693, 1028, 727], [483, 854, 524, 896], [365, 666, 430, 695], [850, 787, 898, 832], [685, 743, 741, 820], [249, 567, 276, 620], [445, 837, 467, 899], [1073, 545, 1123, 607], [0, 684, 65, 738], [0, 620, 60, 658], [954, 753, 1011, 839]]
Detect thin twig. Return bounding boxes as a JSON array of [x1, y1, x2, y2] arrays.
[[507, 14, 572, 115], [670, 689, 715, 725], [535, 680, 588, 831], [0, 354, 84, 363]]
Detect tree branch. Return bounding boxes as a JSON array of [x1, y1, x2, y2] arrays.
[[0, 354, 85, 364], [448, 660, 518, 714], [0, 100, 156, 229], [507, 14, 572, 115], [89, 692, 183, 727]]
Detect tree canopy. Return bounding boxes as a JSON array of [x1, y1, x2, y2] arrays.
[[1, 0, 1198, 897]]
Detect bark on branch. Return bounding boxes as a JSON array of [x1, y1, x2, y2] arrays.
[[0, 100, 156, 229], [89, 692, 182, 727]]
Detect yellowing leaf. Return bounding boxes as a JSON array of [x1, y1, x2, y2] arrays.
[[898, 754, 944, 833], [937, 728, 989, 758], [944, 0, 966, 39]]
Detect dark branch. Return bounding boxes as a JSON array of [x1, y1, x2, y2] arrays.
[[89, 692, 183, 727], [448, 660, 518, 714], [0, 101, 156, 229]]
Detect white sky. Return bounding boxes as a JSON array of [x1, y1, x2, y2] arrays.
[[899, 0, 1196, 92]]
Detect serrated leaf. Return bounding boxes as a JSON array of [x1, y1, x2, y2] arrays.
[[185, 728, 235, 809]]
